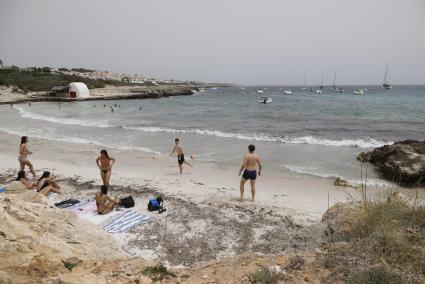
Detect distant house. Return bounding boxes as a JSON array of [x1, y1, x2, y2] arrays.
[[68, 82, 90, 98]]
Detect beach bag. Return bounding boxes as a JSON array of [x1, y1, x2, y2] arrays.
[[148, 196, 163, 211], [120, 196, 135, 208], [55, 198, 80, 208]]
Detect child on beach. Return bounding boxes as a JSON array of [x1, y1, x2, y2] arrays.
[[171, 138, 192, 175], [36, 171, 61, 196], [18, 136, 36, 178], [95, 185, 120, 215], [96, 149, 116, 187], [238, 144, 262, 202]]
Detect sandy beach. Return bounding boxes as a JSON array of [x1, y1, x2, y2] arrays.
[[0, 128, 336, 282]]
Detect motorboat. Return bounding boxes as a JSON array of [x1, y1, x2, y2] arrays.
[[258, 97, 272, 104], [316, 89, 323, 94], [353, 88, 366, 95], [257, 89, 264, 94], [284, 90, 292, 95]]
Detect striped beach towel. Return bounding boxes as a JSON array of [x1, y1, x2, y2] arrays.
[[103, 211, 150, 233]]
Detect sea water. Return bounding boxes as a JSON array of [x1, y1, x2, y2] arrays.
[[0, 86, 424, 183]]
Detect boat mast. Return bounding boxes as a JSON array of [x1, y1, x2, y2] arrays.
[[333, 69, 337, 89], [384, 63, 389, 84]]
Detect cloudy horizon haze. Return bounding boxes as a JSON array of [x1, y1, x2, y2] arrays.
[[1, 0, 424, 85]]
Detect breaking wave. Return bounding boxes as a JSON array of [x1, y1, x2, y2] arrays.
[[15, 107, 391, 149], [122, 126, 391, 148], [0, 127, 160, 155], [15, 106, 111, 128]]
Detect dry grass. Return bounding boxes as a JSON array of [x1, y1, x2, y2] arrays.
[[248, 267, 287, 284], [323, 189, 425, 283]]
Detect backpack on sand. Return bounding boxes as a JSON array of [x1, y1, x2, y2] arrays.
[[148, 196, 163, 211], [120, 196, 135, 208]]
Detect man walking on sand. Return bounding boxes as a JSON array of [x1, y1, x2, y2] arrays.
[[171, 138, 192, 175], [239, 144, 262, 202]]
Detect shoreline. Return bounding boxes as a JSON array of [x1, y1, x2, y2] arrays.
[[0, 83, 233, 105], [0, 130, 353, 220]]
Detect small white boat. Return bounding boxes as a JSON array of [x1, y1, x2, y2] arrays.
[[257, 89, 264, 94], [284, 90, 293, 95], [334, 87, 344, 93], [258, 97, 272, 104], [316, 89, 323, 94], [240, 87, 245, 91], [353, 88, 366, 95]]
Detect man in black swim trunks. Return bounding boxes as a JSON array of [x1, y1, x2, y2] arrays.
[[238, 144, 262, 202], [171, 138, 192, 175]]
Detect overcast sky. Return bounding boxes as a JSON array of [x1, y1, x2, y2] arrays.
[[1, 0, 424, 85]]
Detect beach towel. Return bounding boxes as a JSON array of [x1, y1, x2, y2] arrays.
[[0, 187, 5, 193], [70, 201, 97, 214], [103, 211, 150, 233], [55, 198, 80, 208], [67, 200, 92, 210]]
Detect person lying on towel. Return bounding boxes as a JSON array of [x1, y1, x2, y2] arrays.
[[95, 185, 120, 215], [16, 170, 37, 190]]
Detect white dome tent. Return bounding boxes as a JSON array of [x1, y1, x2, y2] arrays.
[[68, 82, 90, 98]]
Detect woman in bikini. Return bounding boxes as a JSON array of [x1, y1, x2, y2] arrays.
[[95, 185, 120, 215], [96, 149, 116, 187], [16, 170, 37, 190], [36, 171, 62, 196], [18, 136, 36, 178]]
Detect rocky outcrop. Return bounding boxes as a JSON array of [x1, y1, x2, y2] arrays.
[[359, 140, 425, 187]]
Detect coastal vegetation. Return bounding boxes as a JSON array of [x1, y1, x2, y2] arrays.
[[0, 67, 134, 92], [323, 188, 425, 283], [142, 263, 176, 281]]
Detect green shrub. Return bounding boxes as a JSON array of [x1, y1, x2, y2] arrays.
[[346, 267, 404, 284], [142, 264, 175, 281], [62, 260, 77, 271], [249, 267, 285, 284]]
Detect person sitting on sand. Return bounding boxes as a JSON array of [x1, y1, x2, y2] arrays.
[[18, 136, 36, 178], [171, 138, 192, 175], [96, 149, 116, 187], [36, 171, 61, 196], [95, 185, 120, 215], [16, 170, 37, 190], [238, 144, 262, 202]]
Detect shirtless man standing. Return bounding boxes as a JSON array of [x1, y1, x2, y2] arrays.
[[171, 138, 192, 175], [238, 144, 262, 202]]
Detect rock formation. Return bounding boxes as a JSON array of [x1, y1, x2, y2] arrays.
[[358, 140, 425, 187]]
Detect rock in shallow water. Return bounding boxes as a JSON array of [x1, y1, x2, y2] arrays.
[[361, 140, 425, 187]]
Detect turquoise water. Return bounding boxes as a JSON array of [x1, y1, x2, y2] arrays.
[[0, 85, 424, 182]]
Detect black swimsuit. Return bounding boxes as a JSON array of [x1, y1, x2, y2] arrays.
[[242, 169, 257, 180], [37, 179, 49, 192], [178, 154, 185, 165]]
